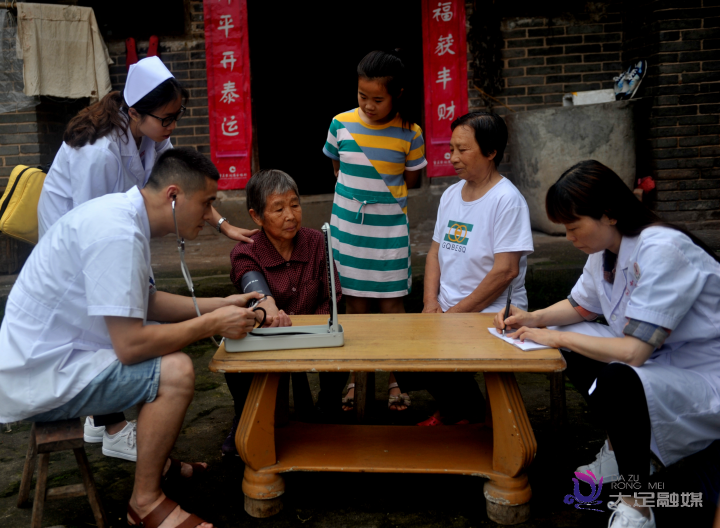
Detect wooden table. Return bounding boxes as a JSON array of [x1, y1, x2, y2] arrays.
[[209, 313, 565, 525]]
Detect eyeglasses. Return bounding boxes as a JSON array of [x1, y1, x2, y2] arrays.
[[147, 105, 186, 127]]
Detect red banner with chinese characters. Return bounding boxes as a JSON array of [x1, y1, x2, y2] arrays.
[[421, 0, 468, 177], [203, 0, 252, 189]]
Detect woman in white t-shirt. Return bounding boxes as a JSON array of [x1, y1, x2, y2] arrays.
[[396, 112, 533, 426]]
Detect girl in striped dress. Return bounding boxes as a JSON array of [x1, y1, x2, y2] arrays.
[[323, 50, 428, 411]]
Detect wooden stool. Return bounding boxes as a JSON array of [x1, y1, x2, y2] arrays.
[[17, 418, 107, 528]]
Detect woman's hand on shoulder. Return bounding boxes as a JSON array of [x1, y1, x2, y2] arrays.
[[493, 305, 538, 333], [223, 224, 260, 243], [422, 299, 444, 313]]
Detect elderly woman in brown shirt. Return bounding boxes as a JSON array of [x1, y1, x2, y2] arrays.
[[221, 169, 345, 456]]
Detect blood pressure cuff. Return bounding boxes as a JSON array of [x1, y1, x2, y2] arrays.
[[240, 270, 273, 297]]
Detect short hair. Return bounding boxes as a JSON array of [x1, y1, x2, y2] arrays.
[[450, 112, 508, 168], [145, 147, 219, 195], [246, 169, 299, 219]]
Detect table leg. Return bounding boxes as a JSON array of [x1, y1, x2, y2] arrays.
[[483, 372, 536, 525], [353, 372, 375, 422], [236, 372, 285, 518]]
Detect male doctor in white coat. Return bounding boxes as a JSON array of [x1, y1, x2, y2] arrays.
[[0, 148, 259, 528]]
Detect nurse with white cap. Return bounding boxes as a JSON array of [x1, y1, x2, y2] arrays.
[[37, 56, 258, 461], [38, 56, 257, 242]]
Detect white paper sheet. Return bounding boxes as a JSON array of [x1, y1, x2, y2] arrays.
[[487, 328, 551, 351], [487, 321, 617, 352]]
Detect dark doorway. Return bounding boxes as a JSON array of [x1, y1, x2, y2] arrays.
[[247, 0, 424, 195]]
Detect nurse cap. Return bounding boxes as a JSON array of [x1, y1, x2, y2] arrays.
[[124, 56, 174, 107]]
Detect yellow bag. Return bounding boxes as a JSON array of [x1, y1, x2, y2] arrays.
[[0, 165, 47, 245]]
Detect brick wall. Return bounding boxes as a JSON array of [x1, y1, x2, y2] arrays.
[[468, 3, 623, 115], [466, 0, 720, 230], [106, 0, 209, 156], [0, 99, 87, 191], [622, 0, 720, 230]]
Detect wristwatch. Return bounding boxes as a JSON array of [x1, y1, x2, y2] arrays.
[[216, 217, 227, 233]]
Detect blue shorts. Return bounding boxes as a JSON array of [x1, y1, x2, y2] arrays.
[[27, 357, 161, 422]]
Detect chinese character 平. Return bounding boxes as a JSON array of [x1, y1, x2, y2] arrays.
[[218, 14, 234, 38]]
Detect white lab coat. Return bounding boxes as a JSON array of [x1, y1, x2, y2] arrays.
[[571, 226, 720, 466], [37, 126, 172, 238], [0, 186, 155, 422]]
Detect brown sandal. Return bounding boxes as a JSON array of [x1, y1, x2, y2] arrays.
[[127, 496, 206, 527]]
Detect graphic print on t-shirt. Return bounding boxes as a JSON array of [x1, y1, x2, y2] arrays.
[[441, 220, 473, 253]]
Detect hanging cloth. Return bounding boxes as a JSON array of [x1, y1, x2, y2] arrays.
[[16, 3, 112, 102]]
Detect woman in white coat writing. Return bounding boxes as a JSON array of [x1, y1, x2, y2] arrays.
[[495, 160, 720, 528], [38, 56, 256, 243]]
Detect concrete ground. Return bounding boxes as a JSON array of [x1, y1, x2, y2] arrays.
[[1, 227, 719, 527]]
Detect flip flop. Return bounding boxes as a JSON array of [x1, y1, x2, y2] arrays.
[[387, 382, 411, 411], [127, 496, 206, 527], [342, 383, 355, 410]]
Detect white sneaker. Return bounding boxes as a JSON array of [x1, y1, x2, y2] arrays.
[[83, 416, 105, 443], [578, 440, 620, 483], [608, 500, 655, 527], [101, 421, 137, 462]]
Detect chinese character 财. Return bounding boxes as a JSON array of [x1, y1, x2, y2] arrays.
[[222, 116, 239, 136], [435, 34, 455, 56], [436, 67, 452, 90], [437, 101, 456, 121], [220, 81, 239, 104], [432, 2, 453, 22], [218, 14, 234, 38], [221, 51, 237, 71]]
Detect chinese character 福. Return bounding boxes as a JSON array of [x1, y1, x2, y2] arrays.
[[432, 2, 453, 22]]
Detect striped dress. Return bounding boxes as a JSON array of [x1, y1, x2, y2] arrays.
[[323, 108, 427, 298]]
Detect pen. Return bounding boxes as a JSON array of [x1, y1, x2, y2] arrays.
[[502, 285, 513, 337]]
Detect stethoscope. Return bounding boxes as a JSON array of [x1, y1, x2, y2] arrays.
[[172, 198, 264, 346]]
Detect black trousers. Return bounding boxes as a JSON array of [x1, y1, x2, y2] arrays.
[[562, 349, 651, 492], [225, 371, 349, 416], [392, 371, 486, 423]]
